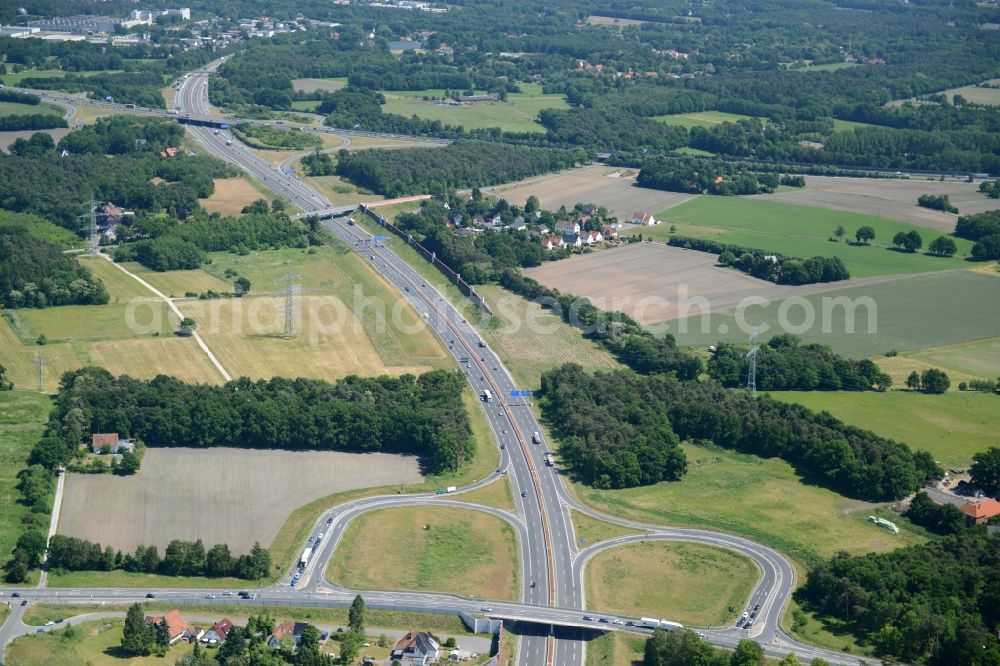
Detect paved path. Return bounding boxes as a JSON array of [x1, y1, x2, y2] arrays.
[[35, 470, 65, 589]]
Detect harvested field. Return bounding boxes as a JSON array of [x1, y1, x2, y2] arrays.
[[58, 448, 424, 553], [292, 77, 348, 93], [119, 263, 232, 297], [10, 302, 173, 342], [477, 284, 622, 388], [586, 15, 648, 26], [486, 165, 697, 223], [76, 255, 156, 302], [523, 243, 821, 326], [756, 175, 995, 229], [179, 295, 435, 381], [200, 177, 268, 216]]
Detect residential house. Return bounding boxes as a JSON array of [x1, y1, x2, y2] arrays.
[[540, 235, 564, 251], [508, 215, 526, 231], [554, 220, 581, 235], [960, 498, 1000, 525], [562, 234, 583, 248], [631, 211, 659, 226], [471, 214, 486, 228], [158, 147, 178, 158], [581, 230, 604, 245], [602, 225, 619, 240], [91, 433, 135, 455], [450, 213, 463, 227], [454, 227, 478, 237], [145, 610, 202, 644], [201, 618, 233, 645], [581, 204, 597, 215], [268, 621, 309, 648], [391, 631, 440, 664]]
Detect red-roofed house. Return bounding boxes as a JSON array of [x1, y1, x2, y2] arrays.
[[540, 235, 565, 251], [631, 211, 659, 226], [201, 618, 233, 644], [145, 609, 202, 644], [554, 220, 580, 235], [960, 498, 1000, 525], [267, 620, 308, 648], [91, 433, 135, 455]]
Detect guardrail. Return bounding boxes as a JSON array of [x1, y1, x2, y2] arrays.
[[358, 204, 492, 314]]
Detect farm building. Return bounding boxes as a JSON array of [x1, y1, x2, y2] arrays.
[[960, 498, 1000, 525]]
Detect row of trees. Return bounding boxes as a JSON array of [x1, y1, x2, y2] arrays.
[[636, 158, 803, 196], [31, 367, 475, 475], [904, 369, 951, 394], [539, 363, 940, 502], [955, 211, 1000, 260], [801, 529, 1000, 663], [917, 193, 958, 214], [0, 114, 67, 131], [709, 334, 892, 392], [335, 142, 586, 197], [0, 229, 109, 309], [46, 535, 271, 579], [644, 628, 826, 666]]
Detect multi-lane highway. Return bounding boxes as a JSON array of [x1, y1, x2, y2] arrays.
[[0, 61, 874, 666]]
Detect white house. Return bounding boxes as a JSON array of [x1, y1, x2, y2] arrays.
[[631, 211, 659, 226], [391, 631, 440, 664], [554, 220, 581, 235]]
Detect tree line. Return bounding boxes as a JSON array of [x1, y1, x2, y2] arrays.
[[538, 363, 940, 502], [801, 529, 1000, 664], [644, 628, 825, 666], [637, 156, 802, 196], [46, 535, 271, 580], [955, 211, 1000, 261], [669, 236, 851, 285], [709, 334, 892, 392], [0, 229, 109, 309], [335, 141, 586, 197], [0, 114, 67, 131], [31, 366, 475, 475]]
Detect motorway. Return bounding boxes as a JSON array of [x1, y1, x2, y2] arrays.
[[0, 61, 873, 666]]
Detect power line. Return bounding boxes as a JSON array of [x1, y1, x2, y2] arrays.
[[77, 195, 100, 254], [35, 353, 45, 393], [279, 262, 301, 339], [746, 331, 759, 397]]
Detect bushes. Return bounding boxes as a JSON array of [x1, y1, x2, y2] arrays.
[[115, 236, 204, 271], [637, 157, 782, 195], [904, 491, 966, 535], [955, 211, 1000, 241], [0, 114, 67, 131], [917, 193, 958, 213]]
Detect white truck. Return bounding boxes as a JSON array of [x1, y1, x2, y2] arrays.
[[299, 546, 312, 569], [482, 389, 493, 403], [544, 453, 555, 467], [640, 618, 660, 629]]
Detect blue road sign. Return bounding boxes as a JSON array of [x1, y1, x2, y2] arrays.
[[510, 390, 533, 397], [374, 235, 389, 242]]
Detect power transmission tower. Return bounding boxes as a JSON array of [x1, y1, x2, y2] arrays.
[[278, 262, 301, 339], [746, 331, 759, 397], [77, 195, 100, 254]]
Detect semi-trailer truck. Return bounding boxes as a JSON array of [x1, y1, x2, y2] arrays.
[[299, 546, 312, 569], [482, 389, 493, 403]]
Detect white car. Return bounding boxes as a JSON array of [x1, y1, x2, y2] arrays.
[[612, 619, 624, 625]]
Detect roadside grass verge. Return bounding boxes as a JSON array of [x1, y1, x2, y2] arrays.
[[570, 511, 641, 548], [47, 569, 250, 589], [585, 541, 758, 626], [585, 631, 645, 666], [326, 505, 519, 601], [0, 392, 51, 568], [457, 476, 516, 512], [569, 442, 926, 569], [769, 390, 1000, 468]]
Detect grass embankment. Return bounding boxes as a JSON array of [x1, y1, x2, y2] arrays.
[[0, 100, 64, 118], [670, 269, 1000, 357], [770, 390, 1000, 469], [0, 392, 51, 574], [571, 511, 641, 547], [571, 442, 926, 569], [458, 476, 516, 511], [585, 541, 758, 626], [648, 197, 976, 278], [327, 505, 519, 600], [586, 631, 646, 666], [47, 570, 250, 589]]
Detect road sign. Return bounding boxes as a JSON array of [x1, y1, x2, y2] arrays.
[[373, 235, 389, 242], [510, 390, 533, 397]]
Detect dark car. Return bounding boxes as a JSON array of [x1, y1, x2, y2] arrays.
[[145, 593, 156, 598], [520, 490, 527, 497], [599, 617, 609, 624], [754, 604, 760, 611], [20, 600, 27, 606], [625, 621, 635, 627], [11, 592, 20, 598]]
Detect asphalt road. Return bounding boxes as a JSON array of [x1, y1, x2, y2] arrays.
[[0, 60, 875, 666]]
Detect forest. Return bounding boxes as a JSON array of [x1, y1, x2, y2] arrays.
[[708, 334, 892, 392], [335, 142, 586, 197], [0, 229, 108, 309], [46, 535, 271, 580], [642, 629, 810, 666], [636, 157, 809, 196], [538, 363, 939, 502], [31, 367, 475, 475], [801, 529, 1000, 664]]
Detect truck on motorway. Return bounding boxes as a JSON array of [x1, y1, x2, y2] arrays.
[[544, 453, 555, 467], [436, 486, 458, 494], [660, 620, 683, 630], [640, 618, 659, 629], [167, 109, 179, 115], [482, 389, 492, 403], [299, 546, 312, 569]]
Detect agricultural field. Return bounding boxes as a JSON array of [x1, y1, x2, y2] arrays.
[[9, 301, 173, 342], [769, 391, 1000, 468], [327, 505, 519, 600], [0, 392, 51, 568], [75, 255, 154, 302], [57, 448, 424, 554], [118, 263, 233, 298], [667, 269, 1000, 357], [292, 77, 348, 93], [653, 110, 755, 130], [586, 15, 648, 26], [646, 197, 977, 277], [522, 242, 807, 326], [756, 175, 995, 229], [0, 69, 66, 86], [488, 164, 697, 223], [891, 78, 1000, 107], [0, 100, 64, 118], [305, 174, 386, 207], [888, 337, 1000, 382], [570, 441, 927, 568], [178, 245, 451, 378], [199, 176, 270, 217], [585, 541, 758, 626], [476, 284, 622, 389], [379, 83, 567, 134]]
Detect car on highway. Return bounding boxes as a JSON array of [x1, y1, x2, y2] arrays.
[[146, 593, 156, 598], [599, 617, 610, 623], [480, 607, 493, 612], [205, 594, 216, 599], [11, 592, 20, 598], [530, 581, 536, 588], [754, 604, 761, 611], [520, 490, 527, 497], [625, 620, 635, 627], [20, 600, 26, 606], [326, 517, 333, 524], [612, 619, 624, 625], [223, 591, 234, 596], [583, 616, 594, 621], [44, 621, 55, 626]]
